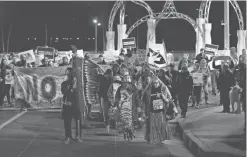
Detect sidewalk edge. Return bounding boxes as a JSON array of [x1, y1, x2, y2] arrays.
[[176, 106, 224, 157], [0, 110, 27, 130]]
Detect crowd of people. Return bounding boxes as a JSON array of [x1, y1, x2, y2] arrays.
[[89, 47, 246, 144], [0, 45, 246, 145]]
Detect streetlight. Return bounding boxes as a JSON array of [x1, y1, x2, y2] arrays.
[[93, 19, 101, 53]]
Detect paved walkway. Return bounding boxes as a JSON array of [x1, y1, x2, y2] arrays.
[[0, 110, 20, 125], [177, 106, 246, 157], [0, 111, 194, 157]]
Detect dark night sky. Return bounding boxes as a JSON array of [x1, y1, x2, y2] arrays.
[[0, 1, 246, 52]]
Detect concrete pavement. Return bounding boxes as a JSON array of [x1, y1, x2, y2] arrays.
[[0, 111, 195, 157], [176, 106, 246, 157]]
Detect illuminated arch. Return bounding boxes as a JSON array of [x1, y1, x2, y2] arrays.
[[108, 0, 154, 32], [126, 12, 203, 38], [199, 0, 244, 30]]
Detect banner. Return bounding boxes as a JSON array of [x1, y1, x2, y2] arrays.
[[122, 37, 136, 49], [14, 66, 68, 108], [191, 73, 203, 86]]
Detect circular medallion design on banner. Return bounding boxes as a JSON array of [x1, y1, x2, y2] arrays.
[[41, 76, 56, 100]]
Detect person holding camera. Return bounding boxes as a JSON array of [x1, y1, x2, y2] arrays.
[[61, 67, 82, 144]]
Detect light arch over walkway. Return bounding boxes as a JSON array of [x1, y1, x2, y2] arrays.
[[199, 0, 244, 30], [126, 12, 203, 38], [108, 0, 154, 32]]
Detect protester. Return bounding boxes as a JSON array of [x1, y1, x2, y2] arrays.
[[165, 63, 179, 106], [198, 59, 210, 104], [237, 59, 246, 133], [178, 53, 192, 71], [230, 47, 238, 65], [195, 48, 209, 63], [191, 63, 202, 108], [112, 63, 121, 76], [98, 69, 113, 130], [209, 56, 218, 95], [177, 66, 193, 118], [143, 76, 171, 144], [115, 70, 136, 142], [158, 69, 172, 91], [131, 77, 142, 129], [116, 52, 125, 66], [239, 49, 246, 63], [127, 62, 135, 82], [0, 57, 14, 107], [60, 57, 70, 66], [107, 75, 122, 131], [97, 54, 106, 65], [39, 56, 49, 67], [69, 45, 78, 65], [218, 63, 235, 113], [61, 67, 82, 144]]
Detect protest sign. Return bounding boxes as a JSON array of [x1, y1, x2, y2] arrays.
[[5, 69, 14, 84], [37, 46, 55, 60], [122, 37, 136, 49], [192, 73, 203, 86], [18, 50, 36, 63], [14, 66, 68, 108], [216, 50, 230, 56], [204, 44, 219, 56]]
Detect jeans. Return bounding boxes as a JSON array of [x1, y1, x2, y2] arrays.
[[221, 89, 230, 112], [63, 106, 82, 139], [210, 70, 217, 94], [192, 86, 202, 105], [203, 82, 209, 102], [178, 94, 190, 115]]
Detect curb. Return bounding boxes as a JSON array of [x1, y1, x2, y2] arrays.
[[177, 123, 211, 157], [0, 110, 27, 130], [176, 106, 230, 157]]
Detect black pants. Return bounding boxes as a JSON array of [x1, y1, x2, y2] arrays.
[[220, 89, 230, 112], [193, 86, 202, 105], [178, 94, 190, 115], [0, 84, 11, 106], [170, 89, 178, 107], [63, 106, 82, 139]]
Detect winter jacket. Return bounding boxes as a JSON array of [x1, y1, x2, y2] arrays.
[[177, 71, 193, 96]]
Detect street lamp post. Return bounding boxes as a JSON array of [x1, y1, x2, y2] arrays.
[[93, 19, 101, 53]]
